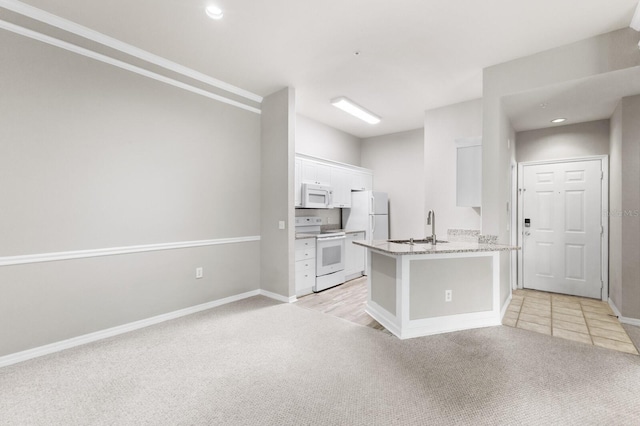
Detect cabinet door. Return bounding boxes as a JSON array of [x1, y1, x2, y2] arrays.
[[294, 158, 302, 207], [456, 145, 482, 207], [301, 160, 331, 186], [344, 232, 365, 278], [344, 233, 356, 275], [352, 232, 365, 273], [331, 167, 351, 208], [351, 171, 373, 191]]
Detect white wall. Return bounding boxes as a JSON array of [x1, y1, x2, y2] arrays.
[[424, 99, 483, 238], [296, 115, 362, 166], [609, 103, 623, 311], [0, 29, 261, 356], [516, 119, 610, 163], [361, 129, 424, 239]]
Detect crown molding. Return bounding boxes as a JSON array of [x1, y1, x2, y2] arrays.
[[0, 0, 263, 105]]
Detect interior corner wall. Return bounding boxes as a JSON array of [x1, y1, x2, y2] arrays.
[[0, 30, 261, 357], [295, 114, 362, 166], [516, 119, 611, 163], [260, 88, 296, 298], [609, 102, 623, 310], [424, 99, 482, 238], [620, 95, 640, 319], [360, 128, 424, 239]]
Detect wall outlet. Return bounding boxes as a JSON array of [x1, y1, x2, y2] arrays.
[[445, 289, 452, 302], [196, 267, 203, 279]]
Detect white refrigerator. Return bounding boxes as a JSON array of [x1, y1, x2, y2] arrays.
[[342, 191, 389, 241]]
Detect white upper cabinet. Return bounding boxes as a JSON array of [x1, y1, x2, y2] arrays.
[[295, 154, 374, 209], [331, 167, 352, 208], [351, 170, 373, 192], [456, 137, 482, 208], [301, 160, 332, 186]]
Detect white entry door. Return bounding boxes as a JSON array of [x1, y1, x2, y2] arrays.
[[521, 159, 603, 299]]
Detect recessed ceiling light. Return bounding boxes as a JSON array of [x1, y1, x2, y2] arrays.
[[205, 5, 223, 20], [330, 97, 381, 124], [551, 118, 567, 123]]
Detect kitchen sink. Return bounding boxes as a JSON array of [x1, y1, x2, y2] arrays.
[[388, 239, 448, 244]]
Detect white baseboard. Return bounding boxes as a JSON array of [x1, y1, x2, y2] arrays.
[[400, 312, 501, 339], [366, 301, 500, 340], [365, 302, 402, 337], [609, 298, 640, 327], [0, 289, 261, 368], [260, 289, 297, 304], [501, 294, 513, 320]]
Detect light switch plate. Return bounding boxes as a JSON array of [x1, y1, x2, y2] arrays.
[[278, 221, 285, 230]]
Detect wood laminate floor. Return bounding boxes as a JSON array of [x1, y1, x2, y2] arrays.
[[295, 277, 390, 334]]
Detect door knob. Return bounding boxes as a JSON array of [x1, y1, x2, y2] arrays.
[[525, 231, 531, 236]]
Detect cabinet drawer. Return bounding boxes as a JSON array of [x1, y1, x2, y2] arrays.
[[295, 259, 315, 272], [295, 268, 316, 291], [295, 247, 316, 262], [295, 238, 315, 250]]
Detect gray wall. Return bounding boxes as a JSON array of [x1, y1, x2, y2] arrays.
[[516, 120, 610, 163], [609, 95, 640, 319], [424, 99, 483, 237], [295, 114, 362, 166], [410, 257, 493, 319], [370, 252, 397, 315], [260, 88, 296, 298], [361, 128, 425, 239], [0, 30, 261, 356]]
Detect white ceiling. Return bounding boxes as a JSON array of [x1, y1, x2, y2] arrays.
[[10, 0, 640, 138], [504, 67, 640, 132]]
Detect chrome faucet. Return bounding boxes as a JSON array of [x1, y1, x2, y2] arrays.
[[427, 210, 436, 245]]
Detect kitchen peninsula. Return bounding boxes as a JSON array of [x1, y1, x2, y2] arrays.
[[354, 240, 520, 339]]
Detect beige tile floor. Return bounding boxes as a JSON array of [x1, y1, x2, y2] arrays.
[[503, 289, 639, 355]]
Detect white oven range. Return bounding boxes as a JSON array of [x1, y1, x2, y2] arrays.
[[295, 216, 346, 292]]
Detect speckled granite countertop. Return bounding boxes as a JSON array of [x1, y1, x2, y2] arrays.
[[295, 229, 366, 239], [354, 240, 520, 255]]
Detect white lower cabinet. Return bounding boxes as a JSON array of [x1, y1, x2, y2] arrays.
[[295, 238, 316, 296], [344, 231, 366, 281]]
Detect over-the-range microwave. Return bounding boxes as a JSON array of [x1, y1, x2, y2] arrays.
[[302, 183, 334, 208]]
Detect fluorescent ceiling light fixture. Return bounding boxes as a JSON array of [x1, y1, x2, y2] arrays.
[[551, 118, 566, 123], [205, 5, 223, 20], [631, 1, 640, 30], [330, 97, 381, 124]]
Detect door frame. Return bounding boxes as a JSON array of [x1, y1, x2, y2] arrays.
[[517, 155, 609, 301]]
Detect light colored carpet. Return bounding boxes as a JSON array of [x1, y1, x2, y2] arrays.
[[1, 296, 640, 425], [622, 323, 640, 352]]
